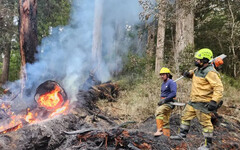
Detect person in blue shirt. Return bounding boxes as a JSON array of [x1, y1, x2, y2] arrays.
[[154, 67, 177, 137]]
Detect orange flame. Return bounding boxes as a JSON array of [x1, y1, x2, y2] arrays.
[[25, 108, 36, 124], [50, 100, 69, 117], [37, 86, 64, 110], [0, 85, 69, 134]]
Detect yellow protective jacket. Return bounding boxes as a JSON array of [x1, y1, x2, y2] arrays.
[[190, 65, 223, 103]]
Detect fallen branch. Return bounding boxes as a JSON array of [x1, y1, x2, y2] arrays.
[[118, 121, 136, 128], [87, 109, 117, 126], [64, 128, 96, 135], [128, 143, 141, 150]]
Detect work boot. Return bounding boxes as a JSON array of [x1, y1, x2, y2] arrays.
[[162, 128, 170, 137], [154, 119, 163, 136], [170, 124, 189, 140], [198, 138, 212, 150], [170, 133, 186, 140]]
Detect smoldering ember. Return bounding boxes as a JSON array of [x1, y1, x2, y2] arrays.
[[0, 0, 240, 150]]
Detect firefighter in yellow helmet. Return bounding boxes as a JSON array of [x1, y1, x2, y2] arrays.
[[154, 67, 177, 137], [170, 48, 224, 150]]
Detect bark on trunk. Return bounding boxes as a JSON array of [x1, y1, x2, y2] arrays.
[[146, 21, 157, 58], [0, 43, 11, 85], [174, 0, 194, 73], [92, 0, 104, 66], [227, 0, 237, 78], [19, 0, 38, 64], [155, 0, 167, 74], [19, 0, 38, 91]]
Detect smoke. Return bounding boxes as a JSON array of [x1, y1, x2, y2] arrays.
[[5, 0, 143, 109]]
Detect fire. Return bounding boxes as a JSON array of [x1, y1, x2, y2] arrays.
[[0, 83, 69, 134], [25, 108, 36, 124], [0, 114, 23, 134], [50, 100, 69, 117], [37, 85, 64, 110], [1, 103, 10, 110]]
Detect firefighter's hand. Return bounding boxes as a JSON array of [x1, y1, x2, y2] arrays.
[[206, 100, 218, 111], [158, 99, 166, 106], [182, 71, 191, 78]]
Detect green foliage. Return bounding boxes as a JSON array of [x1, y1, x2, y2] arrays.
[[222, 74, 240, 89], [118, 52, 155, 90], [123, 53, 155, 74], [178, 45, 195, 72], [9, 50, 21, 81], [38, 0, 71, 42], [195, 1, 240, 78]]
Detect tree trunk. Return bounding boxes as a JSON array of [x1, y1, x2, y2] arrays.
[[19, 0, 38, 90], [155, 0, 167, 74], [0, 43, 11, 85], [227, 0, 237, 78], [147, 21, 157, 58], [92, 0, 104, 66], [174, 0, 194, 73], [19, 0, 38, 65]]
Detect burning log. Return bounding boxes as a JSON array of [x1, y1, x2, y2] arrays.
[[0, 107, 86, 150], [0, 80, 69, 134], [34, 80, 68, 111], [0, 80, 119, 136]]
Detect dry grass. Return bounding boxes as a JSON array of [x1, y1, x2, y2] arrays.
[[97, 72, 160, 122]]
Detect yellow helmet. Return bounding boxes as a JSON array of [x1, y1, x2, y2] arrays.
[[159, 67, 171, 74], [194, 48, 213, 61]]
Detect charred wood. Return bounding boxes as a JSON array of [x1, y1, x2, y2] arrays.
[[87, 109, 117, 126], [77, 82, 119, 109], [91, 82, 119, 102]]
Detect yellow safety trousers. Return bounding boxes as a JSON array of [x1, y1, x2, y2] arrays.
[[181, 104, 213, 133], [155, 104, 172, 129]]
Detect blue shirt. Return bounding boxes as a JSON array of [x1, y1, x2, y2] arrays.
[[160, 79, 177, 100]]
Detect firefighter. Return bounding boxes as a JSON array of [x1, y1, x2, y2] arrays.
[[154, 67, 177, 137], [170, 48, 224, 150]]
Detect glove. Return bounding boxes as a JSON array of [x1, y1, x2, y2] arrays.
[[158, 99, 166, 106], [206, 100, 218, 111], [182, 71, 191, 78]]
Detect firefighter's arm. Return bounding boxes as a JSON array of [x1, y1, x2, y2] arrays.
[[205, 71, 224, 103]]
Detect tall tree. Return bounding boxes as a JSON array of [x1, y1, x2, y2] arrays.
[[0, 0, 17, 85], [227, 0, 237, 78], [0, 43, 11, 85], [147, 21, 157, 58], [155, 0, 167, 74], [92, 0, 104, 67], [19, 0, 38, 77], [174, 0, 195, 73]]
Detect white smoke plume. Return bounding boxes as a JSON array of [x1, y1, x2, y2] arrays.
[[5, 0, 143, 110]]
